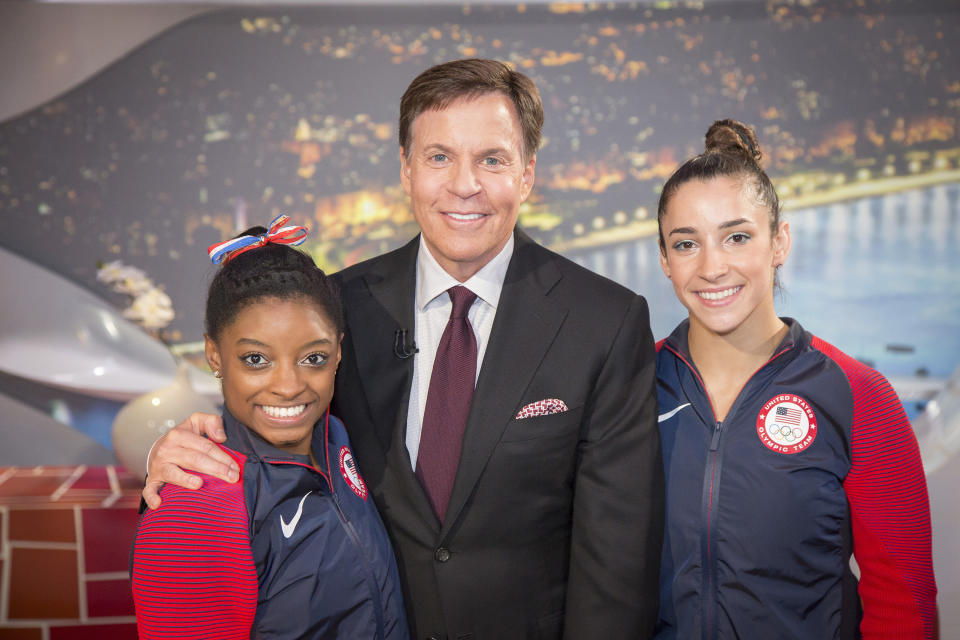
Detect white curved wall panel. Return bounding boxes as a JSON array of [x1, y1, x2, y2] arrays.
[[0, 390, 115, 466], [0, 246, 179, 400]]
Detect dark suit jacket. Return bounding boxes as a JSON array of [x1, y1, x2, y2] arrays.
[[331, 229, 664, 640]]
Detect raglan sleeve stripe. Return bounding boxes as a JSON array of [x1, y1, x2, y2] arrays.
[[814, 337, 937, 639], [131, 447, 258, 639]]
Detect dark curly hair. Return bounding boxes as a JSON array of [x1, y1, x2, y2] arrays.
[[204, 226, 343, 341], [657, 118, 781, 251]]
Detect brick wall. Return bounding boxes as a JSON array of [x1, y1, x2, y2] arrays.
[[0, 466, 142, 639]]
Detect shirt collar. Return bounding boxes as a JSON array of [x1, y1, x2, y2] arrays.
[[416, 233, 515, 311]]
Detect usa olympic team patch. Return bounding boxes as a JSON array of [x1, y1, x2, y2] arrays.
[[339, 446, 367, 500], [756, 394, 817, 454]]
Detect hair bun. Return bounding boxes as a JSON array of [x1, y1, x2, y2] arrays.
[[704, 118, 762, 165]]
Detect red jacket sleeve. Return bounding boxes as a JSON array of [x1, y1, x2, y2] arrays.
[[131, 447, 257, 639], [814, 337, 937, 639]]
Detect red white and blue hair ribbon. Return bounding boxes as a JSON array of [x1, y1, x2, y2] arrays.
[[207, 215, 309, 265]]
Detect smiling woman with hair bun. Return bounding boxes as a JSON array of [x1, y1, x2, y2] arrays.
[[130, 217, 408, 639], [653, 119, 937, 639]]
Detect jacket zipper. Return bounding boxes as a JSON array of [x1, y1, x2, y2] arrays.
[[330, 490, 387, 640], [709, 421, 723, 451], [267, 459, 387, 640], [703, 420, 724, 640], [665, 341, 792, 640]]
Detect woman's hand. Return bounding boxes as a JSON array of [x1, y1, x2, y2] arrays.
[[141, 413, 239, 509]]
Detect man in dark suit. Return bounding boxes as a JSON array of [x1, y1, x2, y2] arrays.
[[145, 58, 663, 639]]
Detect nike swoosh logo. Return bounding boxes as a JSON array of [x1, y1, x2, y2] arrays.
[[280, 491, 312, 539], [658, 403, 691, 423]]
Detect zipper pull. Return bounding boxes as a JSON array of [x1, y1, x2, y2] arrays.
[[709, 421, 723, 451]]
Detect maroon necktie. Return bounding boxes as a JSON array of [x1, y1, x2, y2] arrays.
[[416, 285, 478, 523]]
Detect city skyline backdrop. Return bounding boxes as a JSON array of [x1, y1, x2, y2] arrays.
[[1, 0, 958, 345]]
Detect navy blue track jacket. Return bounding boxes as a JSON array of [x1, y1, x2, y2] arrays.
[[132, 409, 409, 639], [654, 318, 935, 639]]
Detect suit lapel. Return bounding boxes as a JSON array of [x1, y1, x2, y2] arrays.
[[345, 239, 417, 450], [441, 230, 567, 536], [344, 237, 440, 531]]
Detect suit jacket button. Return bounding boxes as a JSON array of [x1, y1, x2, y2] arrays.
[[434, 547, 451, 562]]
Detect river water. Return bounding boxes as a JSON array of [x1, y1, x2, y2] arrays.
[[570, 182, 960, 419]]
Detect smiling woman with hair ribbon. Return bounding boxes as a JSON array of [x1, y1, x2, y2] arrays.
[[653, 120, 937, 639], [130, 216, 409, 639]]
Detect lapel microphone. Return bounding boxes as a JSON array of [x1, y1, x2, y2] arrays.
[[393, 329, 419, 359]]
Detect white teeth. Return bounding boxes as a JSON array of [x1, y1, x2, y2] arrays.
[[698, 286, 741, 301], [261, 404, 306, 418], [447, 212, 483, 221]]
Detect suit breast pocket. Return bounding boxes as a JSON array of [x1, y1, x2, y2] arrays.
[[499, 405, 584, 443]]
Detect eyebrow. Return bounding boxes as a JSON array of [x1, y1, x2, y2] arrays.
[[424, 143, 513, 158], [718, 218, 753, 229], [236, 337, 333, 349], [476, 147, 511, 157], [667, 218, 754, 236], [423, 143, 453, 154]]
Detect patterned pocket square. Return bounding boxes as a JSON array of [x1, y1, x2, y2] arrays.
[[515, 398, 569, 420]]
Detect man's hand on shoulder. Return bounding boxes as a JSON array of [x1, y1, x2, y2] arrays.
[[141, 412, 239, 510]]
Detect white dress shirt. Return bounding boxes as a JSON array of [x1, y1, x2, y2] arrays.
[[404, 235, 514, 470]]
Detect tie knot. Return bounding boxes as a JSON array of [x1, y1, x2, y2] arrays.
[[447, 285, 477, 319]]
